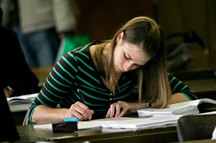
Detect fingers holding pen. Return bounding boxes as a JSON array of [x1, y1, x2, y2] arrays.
[[65, 101, 94, 121]]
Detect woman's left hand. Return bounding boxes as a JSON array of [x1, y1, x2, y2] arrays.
[[105, 101, 131, 118]]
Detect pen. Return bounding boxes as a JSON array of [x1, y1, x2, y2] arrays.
[[77, 89, 90, 120], [78, 89, 85, 103]]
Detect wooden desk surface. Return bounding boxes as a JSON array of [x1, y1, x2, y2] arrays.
[[183, 79, 216, 93], [183, 79, 216, 100], [31, 66, 53, 88], [16, 124, 178, 143]]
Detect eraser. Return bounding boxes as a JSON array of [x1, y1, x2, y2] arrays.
[[64, 117, 79, 123]]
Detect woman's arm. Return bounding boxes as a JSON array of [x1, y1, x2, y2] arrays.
[[32, 102, 94, 124], [170, 93, 190, 104], [168, 73, 198, 101], [29, 51, 78, 124], [32, 105, 69, 124], [106, 92, 190, 118]]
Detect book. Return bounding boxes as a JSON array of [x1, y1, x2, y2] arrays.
[[7, 93, 38, 105], [137, 98, 216, 117], [34, 116, 182, 130]]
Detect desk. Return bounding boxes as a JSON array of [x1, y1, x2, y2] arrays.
[[31, 66, 53, 88], [183, 79, 216, 100], [171, 67, 216, 81], [16, 125, 178, 143]]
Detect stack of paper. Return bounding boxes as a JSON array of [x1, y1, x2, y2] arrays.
[[137, 98, 216, 117], [101, 115, 182, 129]]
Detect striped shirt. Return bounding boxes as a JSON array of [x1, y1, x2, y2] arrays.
[[28, 41, 197, 123]]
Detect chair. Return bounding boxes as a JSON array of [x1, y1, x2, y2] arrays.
[[177, 114, 216, 142], [22, 110, 30, 125]]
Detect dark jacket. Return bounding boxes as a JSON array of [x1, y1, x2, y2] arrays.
[[0, 26, 39, 96]]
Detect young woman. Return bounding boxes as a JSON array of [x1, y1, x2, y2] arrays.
[[29, 16, 197, 124]]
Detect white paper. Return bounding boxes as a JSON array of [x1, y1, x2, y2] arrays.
[[7, 93, 38, 105], [34, 116, 182, 130], [101, 115, 182, 129], [34, 117, 135, 130]]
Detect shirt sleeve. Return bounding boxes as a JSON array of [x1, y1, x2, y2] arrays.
[[168, 73, 198, 100], [28, 51, 78, 123]]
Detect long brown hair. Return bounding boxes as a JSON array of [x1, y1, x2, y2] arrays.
[[92, 16, 171, 108]]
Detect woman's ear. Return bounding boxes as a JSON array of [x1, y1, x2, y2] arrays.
[[116, 31, 124, 44]]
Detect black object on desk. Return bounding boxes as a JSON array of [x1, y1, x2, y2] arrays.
[[52, 121, 78, 133], [52, 117, 78, 133], [0, 85, 20, 142]]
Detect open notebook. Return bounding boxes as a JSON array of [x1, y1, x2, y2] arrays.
[[137, 98, 216, 117], [34, 116, 182, 130], [7, 93, 38, 105]]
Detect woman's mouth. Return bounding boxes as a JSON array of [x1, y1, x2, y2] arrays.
[[117, 66, 123, 73]]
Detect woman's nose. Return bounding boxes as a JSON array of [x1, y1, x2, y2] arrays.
[[123, 62, 133, 72]]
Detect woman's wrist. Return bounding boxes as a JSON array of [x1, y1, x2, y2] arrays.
[[128, 102, 147, 112]]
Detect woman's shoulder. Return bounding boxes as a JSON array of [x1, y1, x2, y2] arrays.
[[70, 41, 99, 55], [62, 41, 100, 64]]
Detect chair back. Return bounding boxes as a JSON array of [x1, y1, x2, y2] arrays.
[[177, 114, 216, 142]]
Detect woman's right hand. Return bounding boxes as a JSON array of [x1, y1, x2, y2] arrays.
[[64, 101, 94, 121]]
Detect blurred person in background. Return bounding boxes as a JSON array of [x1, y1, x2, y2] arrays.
[[1, 0, 79, 67]]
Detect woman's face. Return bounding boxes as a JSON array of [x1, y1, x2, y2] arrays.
[[113, 32, 151, 74]]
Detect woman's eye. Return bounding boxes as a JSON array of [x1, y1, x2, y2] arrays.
[[134, 64, 140, 68], [124, 54, 130, 60]]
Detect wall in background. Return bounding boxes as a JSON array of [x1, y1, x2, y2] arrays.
[[75, 0, 154, 41], [157, 0, 216, 69]]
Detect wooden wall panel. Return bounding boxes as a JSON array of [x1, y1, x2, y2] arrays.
[[75, 0, 154, 41], [157, 0, 216, 68]]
